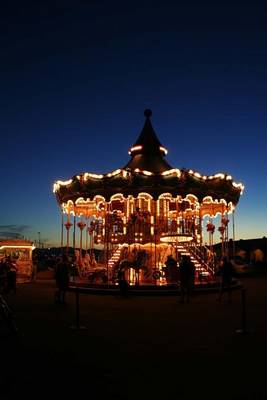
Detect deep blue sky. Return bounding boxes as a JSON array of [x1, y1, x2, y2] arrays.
[[1, 1, 267, 246]]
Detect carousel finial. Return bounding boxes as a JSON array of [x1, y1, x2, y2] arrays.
[[144, 109, 152, 118]]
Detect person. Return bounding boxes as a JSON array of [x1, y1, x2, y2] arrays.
[[217, 256, 234, 303], [31, 262, 37, 282], [117, 265, 129, 298], [55, 254, 70, 304], [178, 255, 195, 303], [164, 255, 178, 284], [0, 258, 8, 292], [5, 257, 18, 294]]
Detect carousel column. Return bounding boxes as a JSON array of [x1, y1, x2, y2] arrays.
[[104, 214, 110, 287], [218, 223, 226, 257], [85, 217, 89, 254], [206, 220, 215, 268], [64, 214, 73, 255], [154, 199, 159, 282], [77, 219, 86, 276], [198, 211, 205, 261], [198, 211, 203, 245], [232, 209, 236, 261], [225, 211, 230, 256], [60, 211, 64, 255], [88, 221, 95, 256], [73, 214, 76, 251], [221, 214, 230, 258]]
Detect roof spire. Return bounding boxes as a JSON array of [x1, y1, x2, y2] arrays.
[[144, 109, 152, 118], [124, 109, 173, 173]]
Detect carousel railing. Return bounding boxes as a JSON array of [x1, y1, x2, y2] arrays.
[[186, 242, 216, 275]]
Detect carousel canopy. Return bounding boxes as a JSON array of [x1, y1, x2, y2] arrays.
[[124, 109, 172, 173], [54, 110, 244, 205]]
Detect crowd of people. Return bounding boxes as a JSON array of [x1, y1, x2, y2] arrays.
[[0, 250, 234, 304]]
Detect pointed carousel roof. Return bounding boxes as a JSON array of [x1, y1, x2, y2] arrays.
[[124, 109, 172, 173], [54, 110, 244, 206]]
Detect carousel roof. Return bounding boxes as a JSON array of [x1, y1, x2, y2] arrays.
[[54, 110, 244, 205], [0, 239, 35, 249], [124, 109, 172, 173]]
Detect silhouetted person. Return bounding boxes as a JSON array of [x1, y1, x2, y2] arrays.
[[55, 254, 70, 304], [118, 266, 129, 298], [164, 255, 178, 284], [5, 257, 18, 294], [217, 256, 234, 303], [0, 258, 9, 293], [179, 255, 195, 303]]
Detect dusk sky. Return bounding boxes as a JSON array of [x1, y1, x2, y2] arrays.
[[1, 1, 267, 246]]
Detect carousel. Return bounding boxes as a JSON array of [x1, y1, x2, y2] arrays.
[[53, 109, 244, 286]]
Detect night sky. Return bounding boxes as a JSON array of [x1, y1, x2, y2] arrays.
[[1, 1, 267, 246]]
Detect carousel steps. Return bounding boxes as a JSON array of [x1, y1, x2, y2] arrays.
[[176, 244, 210, 278], [107, 245, 123, 270]]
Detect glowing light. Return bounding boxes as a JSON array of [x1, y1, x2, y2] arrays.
[[160, 234, 193, 243], [142, 170, 153, 176], [107, 169, 121, 177], [233, 182, 245, 193], [53, 179, 73, 193], [110, 193, 125, 201], [87, 173, 103, 179], [158, 193, 172, 200], [202, 196, 213, 203], [161, 169, 181, 177], [159, 146, 168, 155], [138, 192, 153, 200], [214, 173, 225, 179], [0, 245, 36, 250], [129, 145, 142, 153]]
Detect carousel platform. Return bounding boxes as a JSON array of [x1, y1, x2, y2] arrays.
[[68, 278, 242, 296]]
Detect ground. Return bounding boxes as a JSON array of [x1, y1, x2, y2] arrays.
[[1, 275, 267, 400]]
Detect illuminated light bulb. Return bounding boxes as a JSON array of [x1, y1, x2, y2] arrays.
[[107, 169, 121, 177], [159, 146, 168, 155], [88, 173, 104, 179], [161, 169, 181, 177], [214, 173, 225, 179], [143, 170, 153, 176], [0, 245, 36, 250], [130, 145, 142, 153], [53, 179, 73, 193]]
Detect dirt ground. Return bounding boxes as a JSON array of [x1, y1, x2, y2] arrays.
[[1, 274, 267, 400]]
